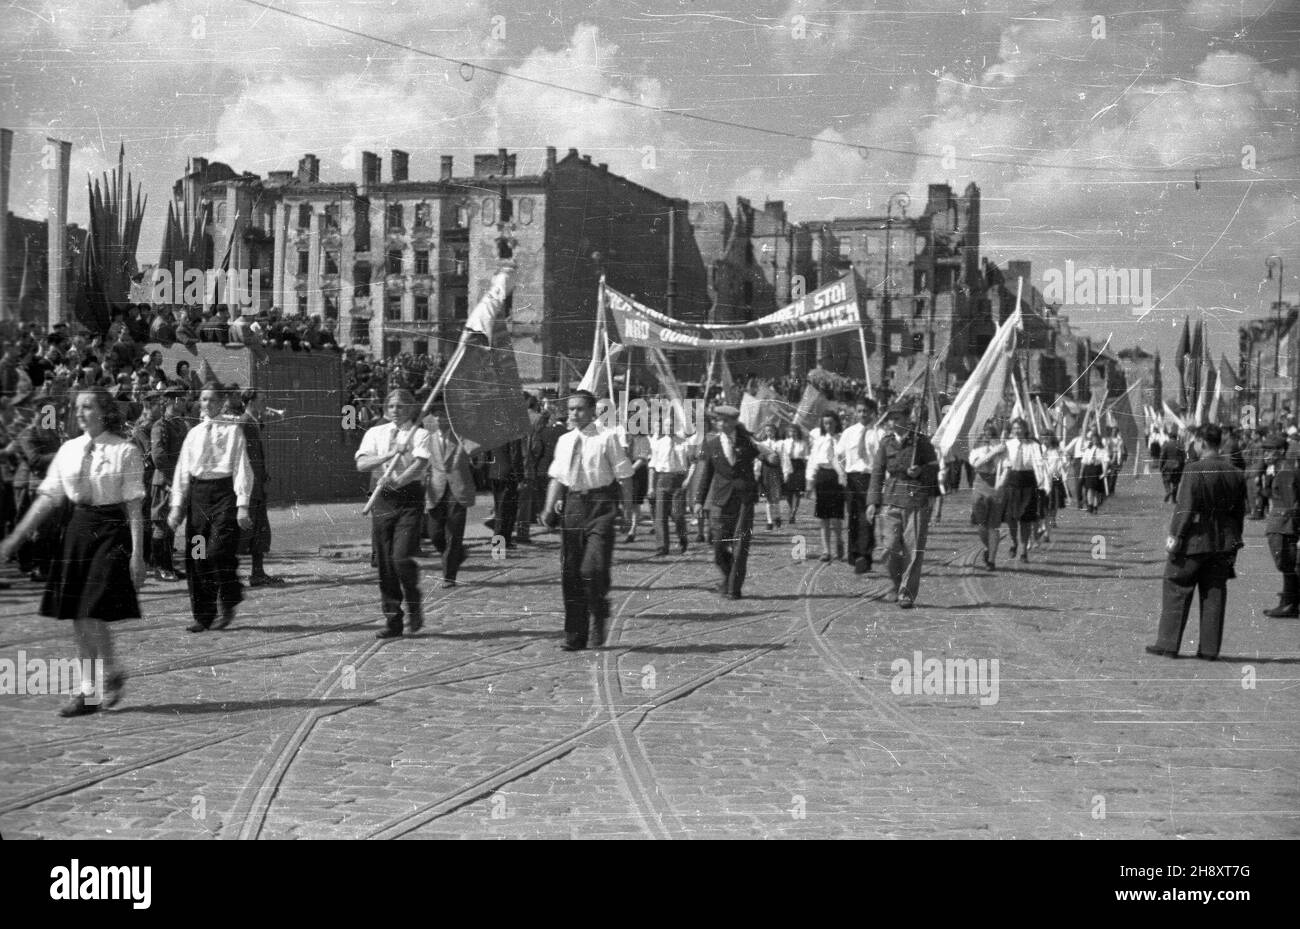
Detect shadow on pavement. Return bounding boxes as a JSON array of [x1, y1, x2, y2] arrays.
[[113, 697, 370, 715]]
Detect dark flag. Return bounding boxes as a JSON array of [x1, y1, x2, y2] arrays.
[[443, 265, 531, 452], [1175, 317, 1189, 408]]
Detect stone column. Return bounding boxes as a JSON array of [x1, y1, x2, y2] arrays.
[[46, 138, 72, 329]]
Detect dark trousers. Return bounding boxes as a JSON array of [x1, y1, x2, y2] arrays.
[[1267, 533, 1298, 606], [371, 487, 424, 631], [1156, 552, 1232, 658], [653, 471, 688, 550], [1162, 469, 1182, 501], [490, 478, 519, 543], [0, 479, 12, 536], [712, 499, 755, 596], [1071, 459, 1084, 506], [516, 477, 534, 539], [560, 486, 618, 644], [427, 489, 468, 581], [185, 477, 243, 627], [846, 472, 874, 561], [150, 482, 176, 573]]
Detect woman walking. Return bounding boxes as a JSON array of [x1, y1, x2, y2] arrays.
[[967, 422, 1007, 570], [0, 387, 146, 716], [780, 423, 808, 526], [1000, 418, 1047, 563], [806, 411, 848, 562], [756, 422, 785, 530], [1080, 431, 1108, 514]]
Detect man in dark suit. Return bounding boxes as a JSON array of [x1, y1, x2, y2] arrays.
[[424, 399, 476, 588], [1261, 434, 1300, 617], [149, 388, 189, 581], [486, 437, 524, 548], [1159, 427, 1186, 503], [692, 405, 775, 600], [867, 402, 940, 609], [234, 389, 284, 587], [1148, 424, 1247, 660]]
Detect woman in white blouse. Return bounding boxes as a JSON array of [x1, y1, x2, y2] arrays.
[[0, 388, 146, 717], [998, 417, 1049, 563], [805, 411, 848, 561], [780, 423, 809, 526], [1079, 431, 1109, 513]]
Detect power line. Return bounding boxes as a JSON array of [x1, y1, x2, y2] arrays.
[[233, 0, 1275, 178]]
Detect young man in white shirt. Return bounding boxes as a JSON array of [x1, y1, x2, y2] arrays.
[[356, 389, 431, 639], [838, 398, 883, 574], [648, 418, 693, 556], [542, 390, 635, 650], [168, 382, 254, 633]]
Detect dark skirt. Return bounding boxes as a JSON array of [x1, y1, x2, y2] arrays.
[[760, 461, 784, 502], [970, 475, 1004, 526], [1049, 478, 1066, 509], [40, 503, 141, 621], [813, 467, 845, 519], [784, 459, 807, 495], [1081, 464, 1105, 494], [1002, 470, 1039, 522]]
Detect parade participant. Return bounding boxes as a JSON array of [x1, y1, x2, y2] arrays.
[[867, 403, 940, 608], [805, 411, 847, 562], [779, 422, 808, 526], [1041, 435, 1069, 538], [486, 437, 524, 549], [128, 393, 160, 570], [0, 387, 146, 716], [967, 422, 1006, 571], [648, 417, 692, 555], [14, 403, 64, 582], [1261, 435, 1300, 617], [1148, 424, 1246, 660], [1159, 426, 1186, 503], [424, 397, 474, 589], [516, 394, 547, 544], [839, 399, 883, 574], [1062, 428, 1087, 509], [542, 390, 635, 650], [228, 389, 285, 587], [1246, 429, 1270, 519], [756, 422, 785, 530], [624, 429, 652, 543], [148, 388, 187, 581], [999, 417, 1048, 563], [1104, 427, 1127, 497], [168, 381, 254, 633], [354, 389, 430, 638], [693, 405, 776, 600], [1079, 431, 1108, 514]]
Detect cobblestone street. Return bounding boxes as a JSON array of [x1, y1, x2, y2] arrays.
[[2, 477, 1297, 839]]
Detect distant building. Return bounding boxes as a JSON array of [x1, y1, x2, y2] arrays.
[[1239, 302, 1298, 422]]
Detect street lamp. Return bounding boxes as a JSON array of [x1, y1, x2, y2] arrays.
[[1267, 255, 1284, 420]]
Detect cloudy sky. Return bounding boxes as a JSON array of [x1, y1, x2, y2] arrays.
[[2, 0, 1297, 369]]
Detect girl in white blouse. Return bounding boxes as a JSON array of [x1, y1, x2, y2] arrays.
[[0, 388, 146, 717]]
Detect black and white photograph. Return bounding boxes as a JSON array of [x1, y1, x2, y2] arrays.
[[0, 0, 1295, 884]]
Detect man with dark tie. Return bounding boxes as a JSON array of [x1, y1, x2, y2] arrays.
[[542, 390, 635, 651], [424, 398, 475, 589], [1148, 424, 1247, 659], [839, 399, 883, 574], [149, 388, 188, 581], [867, 402, 941, 609], [693, 405, 776, 600], [168, 382, 254, 632]]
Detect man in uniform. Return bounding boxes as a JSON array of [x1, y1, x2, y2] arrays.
[[867, 402, 941, 609], [1147, 425, 1247, 659], [149, 388, 188, 581], [1158, 426, 1186, 503], [542, 390, 634, 651], [1261, 434, 1300, 618]]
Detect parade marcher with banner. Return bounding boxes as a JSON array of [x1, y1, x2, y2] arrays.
[[867, 402, 940, 608], [543, 389, 635, 650], [424, 396, 475, 589], [0, 387, 146, 716], [355, 389, 430, 638], [967, 421, 1007, 571], [649, 418, 692, 555], [693, 404, 777, 599], [805, 411, 847, 562], [1261, 434, 1300, 617], [779, 422, 808, 526], [169, 381, 254, 632], [1041, 435, 1069, 539], [148, 388, 188, 581], [1080, 431, 1109, 514], [839, 399, 883, 574], [1148, 424, 1246, 660]]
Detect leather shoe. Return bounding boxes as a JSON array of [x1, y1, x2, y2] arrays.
[[589, 618, 607, 648], [678, 539, 688, 554], [853, 557, 870, 575], [655, 547, 669, 556], [213, 608, 236, 630], [884, 589, 899, 603], [186, 622, 208, 633], [249, 573, 286, 587], [898, 597, 914, 610], [407, 613, 424, 634], [104, 673, 126, 709], [1194, 653, 1219, 661], [58, 694, 99, 718], [561, 638, 587, 652], [1144, 645, 1179, 658], [375, 627, 403, 639], [1264, 604, 1300, 618]]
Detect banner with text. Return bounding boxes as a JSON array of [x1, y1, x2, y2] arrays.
[[605, 275, 861, 351]]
